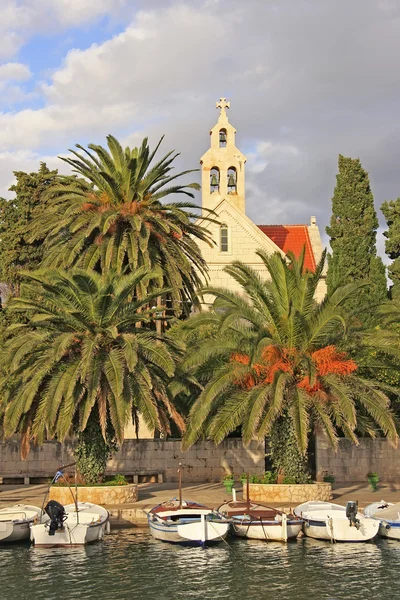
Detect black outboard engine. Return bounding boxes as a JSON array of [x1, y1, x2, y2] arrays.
[[346, 501, 360, 529], [45, 500, 66, 536]]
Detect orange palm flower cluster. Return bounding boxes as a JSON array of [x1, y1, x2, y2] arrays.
[[230, 344, 357, 394]]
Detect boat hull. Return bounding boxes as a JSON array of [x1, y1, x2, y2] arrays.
[[295, 501, 379, 542], [378, 522, 400, 540], [364, 501, 400, 540], [147, 501, 229, 545], [148, 517, 229, 545], [0, 504, 43, 543], [217, 500, 302, 542], [31, 521, 105, 547], [302, 518, 378, 542], [231, 519, 302, 541], [0, 520, 31, 543], [31, 502, 109, 547]]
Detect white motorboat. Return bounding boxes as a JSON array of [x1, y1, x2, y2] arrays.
[[294, 500, 379, 542], [148, 499, 230, 545], [30, 500, 109, 547], [217, 500, 303, 542], [364, 501, 400, 540], [0, 504, 44, 543]]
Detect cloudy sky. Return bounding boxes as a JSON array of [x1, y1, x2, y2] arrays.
[[0, 0, 399, 256]]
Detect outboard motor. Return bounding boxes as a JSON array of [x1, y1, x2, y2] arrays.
[[45, 500, 66, 536], [346, 501, 360, 529]]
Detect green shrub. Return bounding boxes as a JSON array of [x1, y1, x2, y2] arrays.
[[261, 471, 277, 484], [323, 472, 335, 484]]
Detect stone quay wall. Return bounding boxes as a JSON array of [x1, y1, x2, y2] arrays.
[[316, 436, 400, 483], [245, 482, 332, 504], [49, 483, 138, 505], [0, 438, 265, 483]]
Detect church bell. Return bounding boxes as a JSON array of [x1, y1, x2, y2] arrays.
[[211, 174, 219, 186], [219, 131, 227, 144], [228, 174, 236, 188]]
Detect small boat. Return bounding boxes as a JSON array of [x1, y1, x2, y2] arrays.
[[294, 500, 379, 542], [30, 500, 109, 547], [0, 504, 44, 543], [147, 463, 229, 545], [148, 498, 230, 545], [217, 500, 303, 541], [364, 501, 400, 540]]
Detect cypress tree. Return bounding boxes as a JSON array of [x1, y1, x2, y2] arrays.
[[0, 162, 57, 297], [326, 155, 387, 324], [381, 198, 400, 298]]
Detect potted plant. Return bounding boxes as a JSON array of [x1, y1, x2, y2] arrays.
[[223, 474, 235, 493], [367, 471, 379, 491], [240, 473, 248, 486]]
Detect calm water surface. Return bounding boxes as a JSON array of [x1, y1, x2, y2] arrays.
[[1, 530, 399, 600]]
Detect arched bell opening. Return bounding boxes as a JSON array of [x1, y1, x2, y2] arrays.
[[219, 128, 227, 148], [210, 167, 220, 193], [220, 223, 229, 252], [227, 167, 237, 194]]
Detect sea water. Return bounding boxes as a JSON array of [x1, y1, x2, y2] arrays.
[[1, 529, 399, 600]]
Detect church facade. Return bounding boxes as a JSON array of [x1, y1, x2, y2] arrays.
[[196, 98, 327, 303]]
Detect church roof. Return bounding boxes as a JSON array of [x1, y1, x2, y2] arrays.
[[257, 224, 317, 272]]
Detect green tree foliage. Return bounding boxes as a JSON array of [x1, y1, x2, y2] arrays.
[[30, 135, 214, 316], [0, 268, 185, 467], [0, 163, 57, 296], [166, 321, 219, 418], [74, 409, 117, 484], [382, 198, 400, 298], [326, 155, 387, 323], [180, 250, 398, 482]]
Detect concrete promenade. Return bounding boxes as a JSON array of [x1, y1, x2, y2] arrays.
[[2, 481, 400, 528]]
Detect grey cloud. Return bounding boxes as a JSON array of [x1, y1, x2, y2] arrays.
[[1, 0, 399, 260]]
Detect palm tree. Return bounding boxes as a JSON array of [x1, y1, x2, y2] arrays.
[[30, 135, 214, 316], [180, 250, 398, 482], [0, 267, 184, 482]]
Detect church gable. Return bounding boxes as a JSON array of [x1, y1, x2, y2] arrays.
[[196, 199, 285, 265]]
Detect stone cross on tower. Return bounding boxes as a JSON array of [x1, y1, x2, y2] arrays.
[[216, 97, 230, 119]]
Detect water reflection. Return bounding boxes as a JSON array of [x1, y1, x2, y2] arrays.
[[1, 530, 400, 600]]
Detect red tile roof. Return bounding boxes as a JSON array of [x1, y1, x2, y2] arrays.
[[257, 225, 316, 273]]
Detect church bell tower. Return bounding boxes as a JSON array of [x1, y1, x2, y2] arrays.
[[200, 98, 247, 214]]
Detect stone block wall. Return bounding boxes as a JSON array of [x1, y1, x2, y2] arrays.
[[0, 438, 265, 483], [0, 438, 75, 478], [316, 436, 400, 483], [109, 438, 265, 482]]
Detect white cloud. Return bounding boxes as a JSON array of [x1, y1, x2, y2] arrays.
[[0, 0, 398, 260], [0, 0, 130, 61], [0, 63, 31, 82], [0, 32, 24, 60], [27, 0, 129, 28]]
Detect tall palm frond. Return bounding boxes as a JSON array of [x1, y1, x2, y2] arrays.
[[29, 135, 216, 315], [181, 251, 399, 456], [0, 267, 185, 457]]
